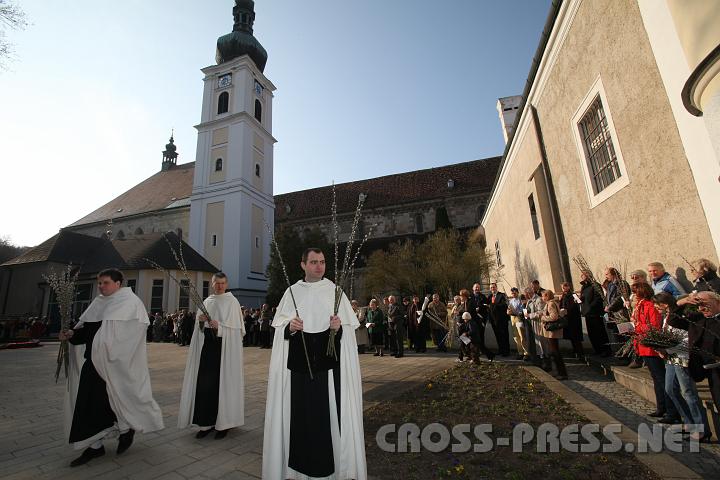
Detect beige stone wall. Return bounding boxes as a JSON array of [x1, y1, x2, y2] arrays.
[[209, 146, 228, 184], [484, 0, 718, 292], [483, 120, 559, 291], [204, 201, 225, 270]]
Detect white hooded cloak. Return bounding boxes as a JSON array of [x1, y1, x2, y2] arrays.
[[177, 292, 245, 430], [64, 287, 164, 449], [262, 278, 367, 480]]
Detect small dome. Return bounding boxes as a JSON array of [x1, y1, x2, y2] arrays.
[[165, 136, 177, 153], [216, 0, 267, 71]]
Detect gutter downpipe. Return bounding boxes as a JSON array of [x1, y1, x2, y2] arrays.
[[531, 105, 572, 284]]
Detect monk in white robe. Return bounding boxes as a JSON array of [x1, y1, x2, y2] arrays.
[[178, 272, 245, 439], [61, 269, 164, 467], [262, 248, 367, 480]]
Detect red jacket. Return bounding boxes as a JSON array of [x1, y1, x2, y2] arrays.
[[633, 299, 662, 357]]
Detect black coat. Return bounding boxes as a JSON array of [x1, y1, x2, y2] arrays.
[[695, 271, 720, 293], [488, 292, 509, 324], [467, 293, 489, 323], [580, 281, 605, 317], [559, 292, 583, 341]]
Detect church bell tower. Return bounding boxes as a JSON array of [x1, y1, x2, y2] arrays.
[[188, 0, 276, 305]]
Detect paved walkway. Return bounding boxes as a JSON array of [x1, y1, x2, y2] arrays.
[[558, 357, 720, 479], [0, 343, 455, 480]]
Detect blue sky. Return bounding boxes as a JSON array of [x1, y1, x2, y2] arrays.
[[0, 0, 550, 246]]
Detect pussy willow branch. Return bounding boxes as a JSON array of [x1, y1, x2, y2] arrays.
[[265, 223, 313, 379], [680, 254, 717, 294]]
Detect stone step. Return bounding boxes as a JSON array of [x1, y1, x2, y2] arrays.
[[611, 364, 719, 441]]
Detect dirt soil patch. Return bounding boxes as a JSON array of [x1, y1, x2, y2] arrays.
[[364, 361, 661, 480]]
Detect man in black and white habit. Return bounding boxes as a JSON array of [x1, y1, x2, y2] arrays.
[[178, 272, 245, 439], [61, 268, 164, 467], [262, 248, 367, 480]]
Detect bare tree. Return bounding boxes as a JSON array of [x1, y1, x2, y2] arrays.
[[1, 0, 28, 69]]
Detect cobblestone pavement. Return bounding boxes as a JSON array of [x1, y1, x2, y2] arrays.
[[0, 342, 455, 480], [558, 356, 720, 479], [5, 342, 719, 479]]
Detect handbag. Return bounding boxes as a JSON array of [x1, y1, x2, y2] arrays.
[[544, 307, 568, 331]]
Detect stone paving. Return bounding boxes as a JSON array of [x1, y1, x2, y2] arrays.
[[4, 343, 720, 479], [560, 357, 720, 479], [0, 343, 455, 480]]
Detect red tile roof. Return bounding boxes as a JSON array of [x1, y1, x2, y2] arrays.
[[68, 162, 196, 227], [274, 157, 501, 222]]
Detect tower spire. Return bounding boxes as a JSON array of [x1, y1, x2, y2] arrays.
[[216, 0, 268, 71], [162, 132, 178, 171]]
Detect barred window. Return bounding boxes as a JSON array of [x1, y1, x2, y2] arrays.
[[577, 96, 622, 195]]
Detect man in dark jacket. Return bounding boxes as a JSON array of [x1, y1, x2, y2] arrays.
[[387, 296, 405, 358], [467, 283, 495, 360], [686, 291, 720, 414], [580, 271, 611, 357], [487, 283, 510, 356]]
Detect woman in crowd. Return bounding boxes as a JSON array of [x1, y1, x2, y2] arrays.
[[540, 290, 568, 380], [366, 299, 386, 357], [559, 282, 584, 360], [352, 300, 369, 354], [633, 282, 680, 423], [690, 258, 720, 293], [653, 292, 710, 442]]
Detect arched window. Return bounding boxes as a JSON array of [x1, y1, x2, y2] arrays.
[[255, 163, 260, 177], [215, 158, 223, 171], [254, 99, 262, 122], [116, 230, 125, 240], [217, 92, 229, 114], [134, 227, 144, 235]]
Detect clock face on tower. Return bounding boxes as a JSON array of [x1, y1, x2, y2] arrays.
[[218, 73, 232, 88], [254, 80, 263, 96]]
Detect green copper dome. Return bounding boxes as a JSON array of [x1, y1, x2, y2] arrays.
[[216, 0, 268, 72]]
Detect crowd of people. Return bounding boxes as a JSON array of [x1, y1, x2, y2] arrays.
[[339, 257, 720, 443]]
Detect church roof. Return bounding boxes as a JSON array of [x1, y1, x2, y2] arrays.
[[2, 230, 217, 274], [1, 230, 105, 266], [68, 162, 195, 227], [274, 156, 501, 222]]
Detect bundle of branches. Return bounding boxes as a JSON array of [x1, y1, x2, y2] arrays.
[[144, 234, 215, 339], [681, 254, 717, 294], [638, 327, 685, 351], [572, 254, 607, 307], [264, 223, 314, 378], [43, 264, 79, 383], [328, 184, 375, 359]]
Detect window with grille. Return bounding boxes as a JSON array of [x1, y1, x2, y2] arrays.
[[494, 240, 503, 267], [578, 96, 621, 194]]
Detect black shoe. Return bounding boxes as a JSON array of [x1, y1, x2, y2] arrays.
[[117, 429, 135, 455], [522, 355, 531, 362], [373, 352, 379, 356], [195, 428, 214, 439], [657, 416, 682, 424], [214, 429, 228, 440], [555, 374, 568, 381], [70, 446, 105, 467], [647, 411, 665, 418]]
